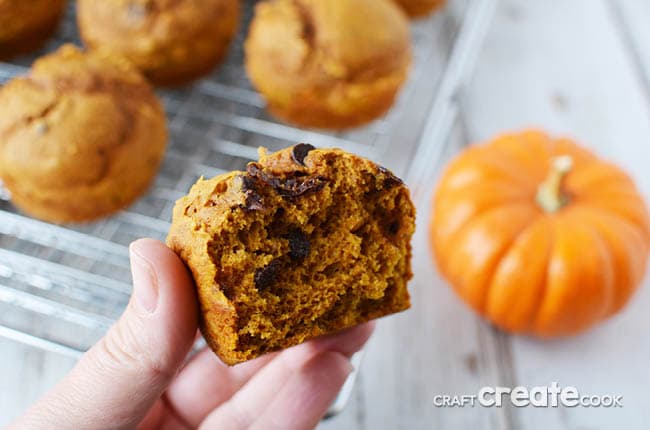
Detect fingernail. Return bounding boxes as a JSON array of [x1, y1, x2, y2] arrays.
[[130, 245, 159, 313]]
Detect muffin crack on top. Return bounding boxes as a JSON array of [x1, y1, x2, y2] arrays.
[[168, 145, 415, 365], [9, 80, 142, 153], [0, 44, 167, 223], [245, 0, 412, 129], [23, 67, 158, 101], [0, 97, 60, 144], [77, 0, 240, 86], [288, 0, 317, 67], [3, 58, 151, 178], [255, 0, 411, 84]]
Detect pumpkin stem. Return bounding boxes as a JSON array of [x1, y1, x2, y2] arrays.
[[536, 155, 573, 213]]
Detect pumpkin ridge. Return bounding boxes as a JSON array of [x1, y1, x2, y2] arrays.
[[440, 202, 538, 313], [466, 148, 540, 190], [567, 160, 636, 190], [436, 180, 534, 200], [483, 141, 549, 185], [431, 195, 533, 251], [438, 145, 537, 192], [533, 216, 615, 336], [577, 196, 650, 241], [574, 208, 647, 316], [577, 202, 650, 246], [479, 212, 548, 317], [574, 213, 618, 321], [439, 200, 539, 249], [432, 195, 537, 257], [486, 215, 554, 332], [489, 136, 551, 181], [521, 217, 555, 332], [507, 216, 556, 336], [529, 217, 564, 336]]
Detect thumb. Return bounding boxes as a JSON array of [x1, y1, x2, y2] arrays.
[[11, 239, 199, 430]]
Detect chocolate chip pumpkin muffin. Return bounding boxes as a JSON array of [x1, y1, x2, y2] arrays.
[[167, 144, 415, 365], [0, 0, 67, 59], [77, 0, 240, 86], [393, 0, 445, 18], [245, 0, 412, 130], [0, 45, 167, 223]]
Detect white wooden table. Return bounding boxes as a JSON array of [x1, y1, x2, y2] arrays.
[[3, 1, 650, 428]]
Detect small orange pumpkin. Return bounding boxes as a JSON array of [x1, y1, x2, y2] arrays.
[[430, 130, 650, 337]]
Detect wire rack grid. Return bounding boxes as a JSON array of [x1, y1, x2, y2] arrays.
[[0, 0, 497, 415]]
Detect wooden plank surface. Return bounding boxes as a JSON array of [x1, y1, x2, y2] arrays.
[[613, 0, 650, 96], [3, 0, 650, 429], [0, 338, 75, 423], [459, 1, 650, 430]]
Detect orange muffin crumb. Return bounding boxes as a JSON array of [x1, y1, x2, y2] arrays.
[[168, 144, 415, 365]]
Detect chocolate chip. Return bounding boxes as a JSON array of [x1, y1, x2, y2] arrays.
[[388, 221, 400, 235], [377, 166, 403, 189], [254, 259, 282, 291], [246, 163, 328, 198], [291, 143, 316, 166], [274, 176, 327, 197], [246, 163, 263, 177], [244, 192, 264, 211], [286, 229, 310, 260], [241, 174, 257, 189], [240, 174, 265, 211]]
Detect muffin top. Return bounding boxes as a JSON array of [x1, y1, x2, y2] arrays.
[[77, 0, 239, 64], [0, 44, 164, 190], [246, 0, 411, 89]]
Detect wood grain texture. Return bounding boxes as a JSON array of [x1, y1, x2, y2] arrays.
[[3, 1, 650, 429], [611, 0, 650, 103], [0, 338, 74, 426], [460, 1, 650, 429]]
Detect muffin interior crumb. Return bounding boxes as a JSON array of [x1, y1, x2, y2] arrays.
[[206, 152, 413, 359]]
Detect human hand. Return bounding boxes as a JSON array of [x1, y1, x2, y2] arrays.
[[10, 239, 374, 430]]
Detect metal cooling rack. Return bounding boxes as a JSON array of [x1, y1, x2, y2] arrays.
[[0, 0, 496, 417]]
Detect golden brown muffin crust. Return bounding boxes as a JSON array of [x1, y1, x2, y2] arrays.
[[168, 145, 415, 365], [0, 0, 67, 59], [77, 0, 240, 86], [245, 0, 412, 129], [0, 45, 168, 223]]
